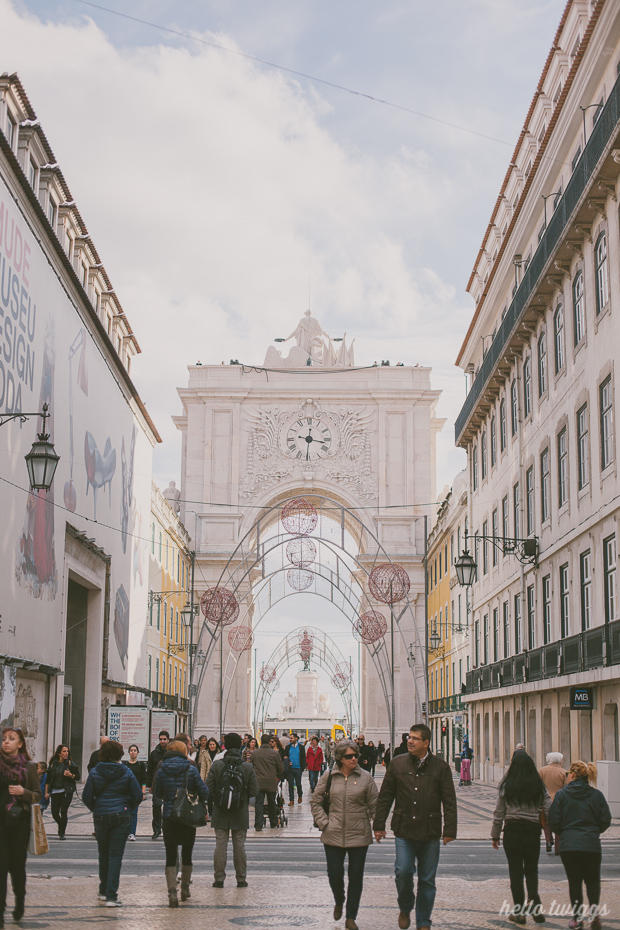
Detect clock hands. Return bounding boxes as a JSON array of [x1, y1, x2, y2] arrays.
[[298, 428, 315, 460]]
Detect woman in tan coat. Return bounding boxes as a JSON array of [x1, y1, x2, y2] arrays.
[[311, 739, 378, 930]]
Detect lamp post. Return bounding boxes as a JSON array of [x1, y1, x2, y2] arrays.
[[454, 530, 538, 587], [580, 102, 604, 147], [180, 549, 197, 736], [1, 404, 59, 491], [541, 190, 563, 229]]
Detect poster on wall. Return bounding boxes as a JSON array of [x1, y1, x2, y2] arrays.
[[0, 667, 16, 728], [107, 706, 150, 760], [149, 711, 177, 751]]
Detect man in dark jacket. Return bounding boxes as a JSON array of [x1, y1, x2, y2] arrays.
[[146, 730, 169, 839], [206, 732, 259, 888], [87, 736, 108, 773], [251, 734, 283, 830], [374, 724, 457, 930], [392, 733, 410, 758], [283, 733, 306, 805]]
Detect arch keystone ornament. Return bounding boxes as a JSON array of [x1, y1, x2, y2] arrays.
[[200, 587, 240, 626], [280, 497, 318, 536]]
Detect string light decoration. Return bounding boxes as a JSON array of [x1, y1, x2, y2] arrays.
[[298, 629, 314, 663], [353, 610, 388, 644], [287, 568, 313, 591], [332, 661, 353, 688], [260, 665, 276, 685], [281, 497, 318, 536], [286, 537, 317, 568], [368, 563, 410, 605], [200, 587, 240, 626], [227, 625, 254, 652]]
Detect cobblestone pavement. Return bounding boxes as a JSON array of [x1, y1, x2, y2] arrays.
[[18, 771, 619, 929]]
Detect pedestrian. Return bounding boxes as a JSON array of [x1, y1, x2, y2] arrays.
[[242, 737, 258, 762], [549, 761, 611, 930], [538, 752, 567, 853], [152, 739, 209, 907], [123, 744, 147, 840], [46, 744, 79, 839], [377, 741, 385, 765], [206, 732, 259, 888], [37, 761, 49, 812], [459, 738, 473, 786], [196, 736, 211, 782], [279, 732, 290, 750], [392, 733, 409, 758], [83, 739, 143, 908], [306, 736, 324, 792], [366, 741, 378, 776], [357, 738, 376, 775], [87, 736, 108, 773], [374, 724, 457, 930], [251, 734, 283, 830], [491, 748, 551, 925], [174, 733, 199, 766], [0, 727, 41, 926], [311, 739, 378, 930], [284, 733, 306, 805], [146, 730, 169, 839]]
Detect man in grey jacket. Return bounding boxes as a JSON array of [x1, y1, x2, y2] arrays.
[[251, 734, 283, 831], [206, 732, 259, 888]]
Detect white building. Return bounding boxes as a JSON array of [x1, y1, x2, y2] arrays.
[[0, 74, 160, 771], [455, 2, 620, 782]]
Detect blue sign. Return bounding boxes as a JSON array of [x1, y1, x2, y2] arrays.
[[570, 687, 593, 710]]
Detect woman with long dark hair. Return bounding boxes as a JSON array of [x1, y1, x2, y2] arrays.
[[123, 744, 146, 840], [0, 727, 41, 927], [46, 745, 80, 839], [491, 751, 551, 925], [549, 761, 611, 930]]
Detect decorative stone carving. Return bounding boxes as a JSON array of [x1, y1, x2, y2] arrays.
[[263, 310, 355, 369]]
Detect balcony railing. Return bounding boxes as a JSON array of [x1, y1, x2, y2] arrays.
[[464, 619, 619, 695], [456, 71, 620, 444], [429, 695, 465, 715], [148, 691, 189, 714]]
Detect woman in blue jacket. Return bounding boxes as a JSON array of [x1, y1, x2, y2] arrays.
[[83, 740, 142, 907], [153, 739, 208, 907], [549, 761, 611, 930]]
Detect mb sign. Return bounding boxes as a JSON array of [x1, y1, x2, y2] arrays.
[[570, 687, 593, 710]]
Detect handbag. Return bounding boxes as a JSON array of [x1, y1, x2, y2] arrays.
[[170, 771, 207, 828], [320, 771, 334, 814], [28, 804, 49, 856]]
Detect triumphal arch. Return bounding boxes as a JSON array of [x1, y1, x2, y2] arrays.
[[174, 311, 443, 743]]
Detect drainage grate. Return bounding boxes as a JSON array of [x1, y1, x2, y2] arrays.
[[229, 917, 319, 927]]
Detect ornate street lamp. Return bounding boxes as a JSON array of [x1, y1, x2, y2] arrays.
[[454, 545, 478, 588], [0, 404, 59, 491], [454, 530, 538, 588]]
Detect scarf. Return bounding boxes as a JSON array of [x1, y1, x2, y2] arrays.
[[0, 750, 29, 811]]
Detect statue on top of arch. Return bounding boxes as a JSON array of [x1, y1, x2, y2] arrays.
[[263, 310, 355, 369]]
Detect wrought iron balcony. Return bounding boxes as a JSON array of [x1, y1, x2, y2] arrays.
[[456, 70, 620, 445]]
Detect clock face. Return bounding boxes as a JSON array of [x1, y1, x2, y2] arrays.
[[285, 416, 334, 461]]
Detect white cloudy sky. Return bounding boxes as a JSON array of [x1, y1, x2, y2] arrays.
[[1, 0, 564, 723]]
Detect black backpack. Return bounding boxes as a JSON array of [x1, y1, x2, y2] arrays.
[[216, 754, 245, 811]]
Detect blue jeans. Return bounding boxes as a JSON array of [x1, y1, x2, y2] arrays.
[[394, 837, 440, 928], [94, 812, 131, 901], [288, 768, 303, 800], [308, 770, 319, 791], [324, 844, 369, 920], [129, 808, 138, 836]]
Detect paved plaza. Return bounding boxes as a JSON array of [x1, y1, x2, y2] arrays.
[[15, 773, 620, 930]]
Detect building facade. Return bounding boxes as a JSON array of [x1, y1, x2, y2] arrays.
[[0, 74, 159, 772], [455, 1, 620, 783]]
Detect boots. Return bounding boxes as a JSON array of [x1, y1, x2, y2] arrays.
[[165, 867, 178, 907], [180, 865, 192, 901]]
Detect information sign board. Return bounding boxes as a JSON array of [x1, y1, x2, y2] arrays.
[[150, 711, 177, 750], [107, 707, 150, 760]]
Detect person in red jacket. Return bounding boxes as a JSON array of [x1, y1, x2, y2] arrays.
[[305, 736, 324, 793]]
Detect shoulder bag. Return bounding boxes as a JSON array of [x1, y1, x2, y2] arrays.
[[320, 770, 334, 814], [170, 770, 207, 828]]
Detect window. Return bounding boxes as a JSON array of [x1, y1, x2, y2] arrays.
[[595, 233, 609, 314], [490, 416, 497, 467], [500, 398, 507, 451], [511, 380, 518, 436], [481, 431, 487, 480], [514, 594, 522, 654], [541, 448, 550, 523], [492, 508, 498, 566], [149, 595, 153, 627], [577, 403, 589, 490], [475, 619, 480, 666], [573, 271, 585, 344], [554, 305, 565, 372], [483, 614, 489, 665], [503, 601, 510, 656], [5, 112, 16, 148], [162, 660, 166, 694], [502, 496, 509, 551], [513, 482, 521, 539], [600, 376, 614, 470], [444, 544, 448, 574], [526, 467, 535, 536], [523, 357, 532, 417], [543, 575, 551, 644], [472, 444, 478, 491], [482, 519, 488, 574], [48, 196, 57, 229], [527, 585, 536, 649], [538, 332, 547, 395], [558, 427, 568, 508], [604, 535, 617, 623], [571, 145, 582, 172], [560, 563, 570, 637], [28, 158, 37, 189], [156, 601, 161, 631], [493, 607, 499, 661], [163, 605, 167, 637], [155, 657, 160, 692], [580, 550, 592, 630], [148, 654, 152, 691]]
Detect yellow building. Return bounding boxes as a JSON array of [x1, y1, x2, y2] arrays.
[[148, 482, 192, 728], [427, 470, 469, 765]]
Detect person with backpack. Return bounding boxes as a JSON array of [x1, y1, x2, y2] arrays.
[[206, 732, 259, 888]]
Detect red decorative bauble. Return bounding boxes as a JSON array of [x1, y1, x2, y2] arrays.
[[200, 587, 240, 626], [286, 537, 316, 568], [287, 568, 313, 591], [353, 610, 388, 644], [368, 563, 410, 605], [281, 497, 318, 536], [227, 625, 254, 652], [260, 665, 276, 684]]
